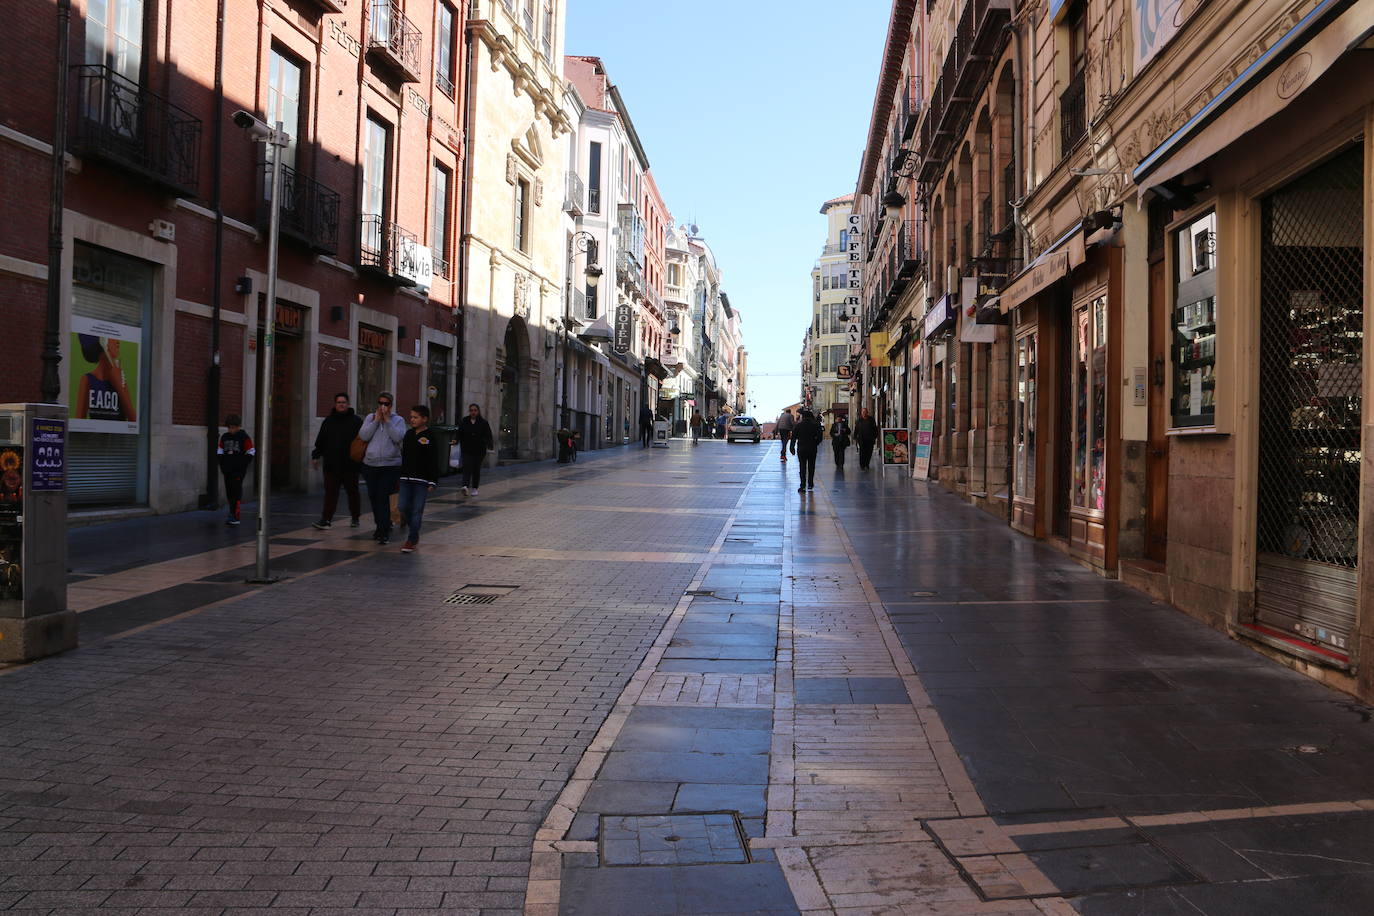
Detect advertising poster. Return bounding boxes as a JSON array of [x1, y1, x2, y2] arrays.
[[880, 428, 910, 468], [31, 418, 66, 492], [912, 387, 936, 479], [69, 316, 140, 434]]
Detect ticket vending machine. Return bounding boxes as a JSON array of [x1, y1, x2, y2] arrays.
[[0, 403, 76, 662]]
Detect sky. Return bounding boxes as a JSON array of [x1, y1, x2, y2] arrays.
[[565, 0, 892, 420]]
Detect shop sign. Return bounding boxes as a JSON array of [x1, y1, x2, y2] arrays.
[[31, 418, 65, 492], [923, 295, 956, 339], [394, 235, 433, 292], [846, 213, 864, 289], [273, 302, 305, 336], [880, 428, 910, 467], [913, 387, 935, 479], [869, 331, 890, 367], [359, 325, 389, 354], [1000, 249, 1069, 313], [69, 316, 141, 435], [613, 303, 633, 354], [1132, 0, 1198, 76]]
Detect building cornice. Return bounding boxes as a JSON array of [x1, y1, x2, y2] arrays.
[[469, 19, 573, 136]]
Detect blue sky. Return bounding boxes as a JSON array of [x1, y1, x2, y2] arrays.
[[565, 0, 891, 419]]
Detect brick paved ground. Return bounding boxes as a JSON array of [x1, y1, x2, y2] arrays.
[[8, 439, 1374, 914]]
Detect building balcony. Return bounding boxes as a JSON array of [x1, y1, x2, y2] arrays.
[[616, 248, 645, 295], [359, 215, 430, 288], [367, 0, 423, 83], [71, 64, 202, 197], [1060, 69, 1087, 156], [563, 170, 585, 216], [298, 0, 343, 12], [916, 0, 1012, 182], [899, 74, 923, 140], [258, 162, 341, 255]]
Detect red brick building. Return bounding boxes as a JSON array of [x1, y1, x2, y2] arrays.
[[1, 0, 467, 514]]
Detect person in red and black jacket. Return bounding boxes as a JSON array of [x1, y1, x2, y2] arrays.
[[217, 414, 255, 526]]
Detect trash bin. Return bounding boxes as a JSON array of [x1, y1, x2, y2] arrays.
[[431, 424, 460, 476], [652, 419, 670, 448]]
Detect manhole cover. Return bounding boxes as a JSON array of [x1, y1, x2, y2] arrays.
[[600, 812, 748, 866], [444, 584, 518, 605]]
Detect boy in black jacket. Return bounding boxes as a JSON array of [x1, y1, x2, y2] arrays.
[[397, 405, 443, 554], [217, 414, 255, 526]]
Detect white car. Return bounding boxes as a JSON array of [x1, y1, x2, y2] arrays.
[[725, 416, 761, 443]]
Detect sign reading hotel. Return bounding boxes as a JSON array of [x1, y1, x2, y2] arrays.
[[613, 303, 633, 354], [69, 316, 141, 434]]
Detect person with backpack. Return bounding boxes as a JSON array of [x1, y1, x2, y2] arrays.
[[217, 414, 255, 526], [311, 392, 363, 529], [775, 408, 796, 461]]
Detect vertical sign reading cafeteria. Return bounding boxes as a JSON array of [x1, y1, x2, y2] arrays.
[[67, 243, 153, 507]]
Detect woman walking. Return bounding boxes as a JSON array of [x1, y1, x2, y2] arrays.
[[359, 391, 406, 544], [456, 403, 495, 496], [854, 407, 880, 470], [397, 405, 443, 554], [829, 415, 851, 469]]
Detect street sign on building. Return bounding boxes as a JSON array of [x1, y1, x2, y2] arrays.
[[613, 303, 633, 354]]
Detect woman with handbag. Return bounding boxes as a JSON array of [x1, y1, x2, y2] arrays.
[[311, 392, 363, 529], [455, 403, 495, 496]]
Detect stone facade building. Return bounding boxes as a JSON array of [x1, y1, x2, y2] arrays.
[[852, 0, 1374, 702]]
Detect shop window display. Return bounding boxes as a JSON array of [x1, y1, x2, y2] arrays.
[[1172, 211, 1218, 428]]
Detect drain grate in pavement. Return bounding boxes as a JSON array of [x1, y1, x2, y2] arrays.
[[600, 812, 749, 866], [443, 584, 519, 605], [686, 589, 716, 597]]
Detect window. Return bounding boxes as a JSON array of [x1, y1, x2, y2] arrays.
[[86, 0, 144, 81], [432, 162, 451, 277], [588, 141, 602, 214], [821, 303, 846, 334], [361, 114, 391, 259], [541, 2, 553, 60], [1171, 211, 1217, 428], [514, 177, 530, 252], [1014, 332, 1037, 498], [267, 46, 303, 171], [522, 0, 534, 36], [820, 344, 847, 373], [667, 262, 681, 288], [1072, 295, 1107, 510], [436, 3, 456, 97]]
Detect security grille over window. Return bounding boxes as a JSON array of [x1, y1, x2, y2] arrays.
[[1254, 146, 1364, 663]]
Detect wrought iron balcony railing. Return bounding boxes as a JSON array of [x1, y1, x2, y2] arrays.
[[368, 0, 422, 83], [432, 247, 450, 280], [915, 0, 1012, 182], [616, 247, 645, 294], [1060, 69, 1087, 156], [564, 170, 585, 216], [260, 162, 341, 255], [359, 215, 427, 286], [71, 64, 202, 197]]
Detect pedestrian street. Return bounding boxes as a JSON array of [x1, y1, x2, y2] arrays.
[[3, 441, 1374, 914]]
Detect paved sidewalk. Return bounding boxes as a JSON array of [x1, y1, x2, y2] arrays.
[[4, 439, 1374, 913]]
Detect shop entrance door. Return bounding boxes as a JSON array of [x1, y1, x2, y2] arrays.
[[1254, 146, 1364, 665], [256, 300, 304, 490], [1145, 256, 1169, 562]]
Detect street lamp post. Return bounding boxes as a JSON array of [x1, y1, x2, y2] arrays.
[[563, 231, 601, 434], [233, 110, 290, 584]]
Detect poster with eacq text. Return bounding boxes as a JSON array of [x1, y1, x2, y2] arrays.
[[69, 316, 140, 434]]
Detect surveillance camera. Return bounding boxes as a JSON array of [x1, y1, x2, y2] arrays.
[[231, 110, 274, 141]]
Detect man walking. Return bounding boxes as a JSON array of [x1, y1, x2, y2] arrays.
[[775, 408, 795, 461], [790, 408, 824, 492], [311, 392, 363, 529], [359, 391, 406, 545], [854, 407, 880, 470], [456, 403, 495, 496], [690, 409, 704, 444], [830, 414, 851, 470], [639, 402, 654, 448]]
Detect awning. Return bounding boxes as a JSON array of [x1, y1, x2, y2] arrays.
[[998, 226, 1076, 313], [644, 356, 670, 380], [1134, 0, 1373, 196]]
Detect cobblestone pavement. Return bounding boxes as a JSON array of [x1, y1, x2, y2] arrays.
[[6, 440, 1374, 913]]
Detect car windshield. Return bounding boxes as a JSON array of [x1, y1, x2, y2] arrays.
[[732, 418, 754, 426]]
